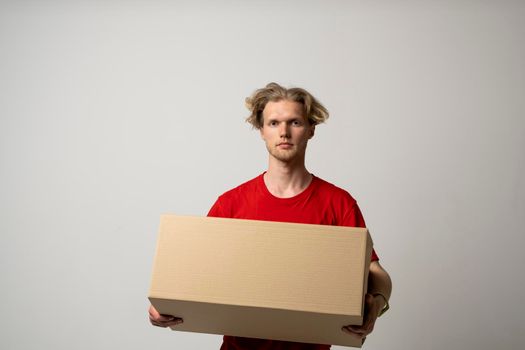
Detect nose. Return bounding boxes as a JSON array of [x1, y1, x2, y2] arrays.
[[279, 122, 290, 139]]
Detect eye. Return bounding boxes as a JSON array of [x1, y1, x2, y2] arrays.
[[269, 120, 278, 127], [292, 120, 303, 126]]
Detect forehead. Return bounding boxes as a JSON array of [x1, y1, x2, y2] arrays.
[[262, 100, 305, 120]]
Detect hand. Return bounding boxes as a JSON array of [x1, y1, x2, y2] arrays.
[[149, 304, 183, 328], [342, 293, 383, 338]]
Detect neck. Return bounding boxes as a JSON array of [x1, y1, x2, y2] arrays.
[[264, 156, 312, 198]]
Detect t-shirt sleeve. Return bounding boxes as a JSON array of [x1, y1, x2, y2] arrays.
[[345, 202, 380, 262], [207, 197, 225, 217]]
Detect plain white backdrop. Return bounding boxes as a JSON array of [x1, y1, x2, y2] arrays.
[[1, 1, 524, 349]]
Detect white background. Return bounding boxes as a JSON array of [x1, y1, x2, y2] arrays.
[[1, 1, 524, 349]]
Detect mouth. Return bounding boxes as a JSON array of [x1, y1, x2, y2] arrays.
[[277, 142, 293, 149]]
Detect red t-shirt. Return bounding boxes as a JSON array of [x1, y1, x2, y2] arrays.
[[208, 173, 379, 350]]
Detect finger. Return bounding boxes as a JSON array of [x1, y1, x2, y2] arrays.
[[166, 318, 184, 327], [149, 306, 178, 322], [150, 314, 174, 323], [346, 322, 374, 336], [342, 326, 365, 338], [151, 321, 166, 327], [347, 321, 373, 334], [342, 326, 366, 336], [158, 314, 176, 322], [150, 318, 183, 328], [148, 305, 161, 319], [156, 318, 184, 326]]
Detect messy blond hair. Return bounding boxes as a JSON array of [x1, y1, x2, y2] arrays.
[[245, 82, 329, 129]]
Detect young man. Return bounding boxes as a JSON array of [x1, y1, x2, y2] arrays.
[[149, 83, 392, 350]]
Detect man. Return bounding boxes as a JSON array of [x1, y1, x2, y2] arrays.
[[149, 82, 392, 349]]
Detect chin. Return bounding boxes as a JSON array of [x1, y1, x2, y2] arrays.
[[273, 152, 298, 163], [267, 146, 301, 163]]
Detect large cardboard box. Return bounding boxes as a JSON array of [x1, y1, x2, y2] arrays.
[[149, 215, 373, 347]]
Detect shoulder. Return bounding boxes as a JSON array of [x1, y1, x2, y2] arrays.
[[313, 175, 357, 204], [218, 173, 262, 201], [312, 175, 366, 227], [208, 173, 263, 218]]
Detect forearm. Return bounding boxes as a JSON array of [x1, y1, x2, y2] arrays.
[[368, 261, 392, 304]]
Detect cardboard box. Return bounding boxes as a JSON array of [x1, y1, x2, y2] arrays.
[[149, 215, 373, 347]]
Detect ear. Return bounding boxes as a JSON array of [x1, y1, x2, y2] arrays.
[[309, 125, 315, 139]]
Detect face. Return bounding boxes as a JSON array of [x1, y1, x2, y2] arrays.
[[260, 99, 315, 163]]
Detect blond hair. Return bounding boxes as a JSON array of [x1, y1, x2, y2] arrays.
[[245, 82, 329, 129]]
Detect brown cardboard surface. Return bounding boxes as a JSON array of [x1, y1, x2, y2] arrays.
[[149, 215, 372, 347]]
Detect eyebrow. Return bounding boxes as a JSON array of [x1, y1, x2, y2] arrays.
[[266, 117, 303, 123]]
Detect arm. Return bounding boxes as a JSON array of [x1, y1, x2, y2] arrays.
[[342, 261, 392, 338]]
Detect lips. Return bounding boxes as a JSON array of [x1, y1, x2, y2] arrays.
[[277, 142, 293, 149]]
